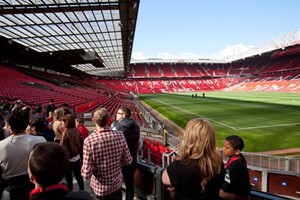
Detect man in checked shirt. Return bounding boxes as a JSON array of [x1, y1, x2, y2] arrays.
[[81, 108, 132, 200]]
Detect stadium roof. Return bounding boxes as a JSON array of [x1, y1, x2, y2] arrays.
[[0, 0, 139, 77]]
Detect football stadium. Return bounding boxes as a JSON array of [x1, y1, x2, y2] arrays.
[[0, 1, 300, 200]]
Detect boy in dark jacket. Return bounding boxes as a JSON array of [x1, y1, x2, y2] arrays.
[[219, 135, 251, 200]]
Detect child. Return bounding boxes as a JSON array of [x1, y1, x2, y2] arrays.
[[28, 142, 92, 200], [219, 135, 251, 200], [75, 117, 89, 140]]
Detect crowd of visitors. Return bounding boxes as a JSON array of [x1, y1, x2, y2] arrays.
[[0, 98, 250, 200]]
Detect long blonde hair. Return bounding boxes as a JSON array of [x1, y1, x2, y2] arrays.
[[178, 118, 222, 190]]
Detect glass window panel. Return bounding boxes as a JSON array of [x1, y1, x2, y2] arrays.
[[56, 13, 70, 23], [92, 11, 103, 20], [111, 10, 120, 20], [59, 24, 73, 34], [102, 10, 112, 20], [6, 27, 28, 37], [81, 22, 92, 33], [66, 43, 74, 49], [45, 13, 61, 24], [32, 25, 51, 36], [46, 24, 62, 35], [0, 16, 15, 26], [17, 39, 32, 46], [18, 14, 36, 25], [23, 26, 42, 37], [76, 34, 84, 41], [74, 11, 85, 21], [84, 11, 95, 21], [41, 25, 58, 35], [35, 13, 52, 24], [113, 21, 121, 31], [1, 28, 19, 38], [48, 36, 61, 44], [102, 33, 109, 40], [106, 21, 115, 32], [89, 22, 98, 32], [72, 43, 80, 49], [76, 23, 87, 34], [35, 38, 48, 46], [98, 21, 107, 32], [27, 38, 41, 46], [27, 14, 45, 24]]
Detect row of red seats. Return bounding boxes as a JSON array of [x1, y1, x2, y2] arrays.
[[143, 138, 173, 167]]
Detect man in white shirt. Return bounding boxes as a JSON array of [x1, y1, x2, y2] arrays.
[[0, 109, 46, 200]]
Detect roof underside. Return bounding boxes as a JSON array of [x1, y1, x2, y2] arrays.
[[0, 0, 139, 77]]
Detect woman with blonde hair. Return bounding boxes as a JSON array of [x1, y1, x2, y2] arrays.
[[162, 118, 224, 200], [52, 108, 65, 142]]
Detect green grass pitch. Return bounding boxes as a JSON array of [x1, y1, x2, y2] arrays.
[[138, 91, 300, 152]]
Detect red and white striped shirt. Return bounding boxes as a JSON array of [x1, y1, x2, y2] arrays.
[[81, 127, 132, 196]]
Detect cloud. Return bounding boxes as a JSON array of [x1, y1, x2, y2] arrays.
[[132, 44, 255, 60], [132, 52, 145, 60], [210, 43, 255, 59]]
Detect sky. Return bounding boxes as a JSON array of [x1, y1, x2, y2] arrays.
[[131, 0, 300, 60]]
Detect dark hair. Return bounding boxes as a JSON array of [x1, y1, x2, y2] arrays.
[[7, 109, 29, 134], [29, 116, 45, 133], [225, 135, 244, 151], [29, 143, 69, 186], [62, 114, 76, 129], [75, 117, 84, 125], [35, 105, 44, 114], [119, 106, 131, 118]]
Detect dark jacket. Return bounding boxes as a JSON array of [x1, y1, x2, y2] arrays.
[[114, 118, 140, 163], [30, 189, 93, 200]]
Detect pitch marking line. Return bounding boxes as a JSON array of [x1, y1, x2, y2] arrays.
[[235, 123, 300, 130], [151, 99, 300, 131], [151, 99, 237, 130]]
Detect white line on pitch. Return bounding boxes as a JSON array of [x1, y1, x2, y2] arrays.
[[151, 99, 238, 130], [236, 123, 300, 130]]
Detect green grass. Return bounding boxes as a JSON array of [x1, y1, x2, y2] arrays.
[[138, 92, 300, 152]]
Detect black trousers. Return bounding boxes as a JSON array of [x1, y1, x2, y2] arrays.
[[64, 159, 84, 191], [91, 188, 122, 200], [122, 162, 137, 200], [1, 174, 34, 200]]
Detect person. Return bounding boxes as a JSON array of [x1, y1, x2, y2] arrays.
[[61, 103, 71, 115], [28, 142, 93, 200], [60, 114, 84, 191], [219, 135, 251, 200], [34, 105, 55, 142], [47, 111, 54, 124], [11, 99, 22, 111], [52, 108, 65, 143], [113, 106, 140, 200], [162, 118, 224, 200], [45, 99, 57, 117], [81, 108, 132, 200], [0, 109, 46, 200], [75, 117, 89, 140], [0, 114, 5, 141], [26, 115, 47, 139]]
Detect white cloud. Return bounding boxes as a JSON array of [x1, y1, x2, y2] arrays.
[[156, 52, 177, 59], [132, 44, 255, 60], [132, 52, 145, 60], [210, 43, 255, 59]]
